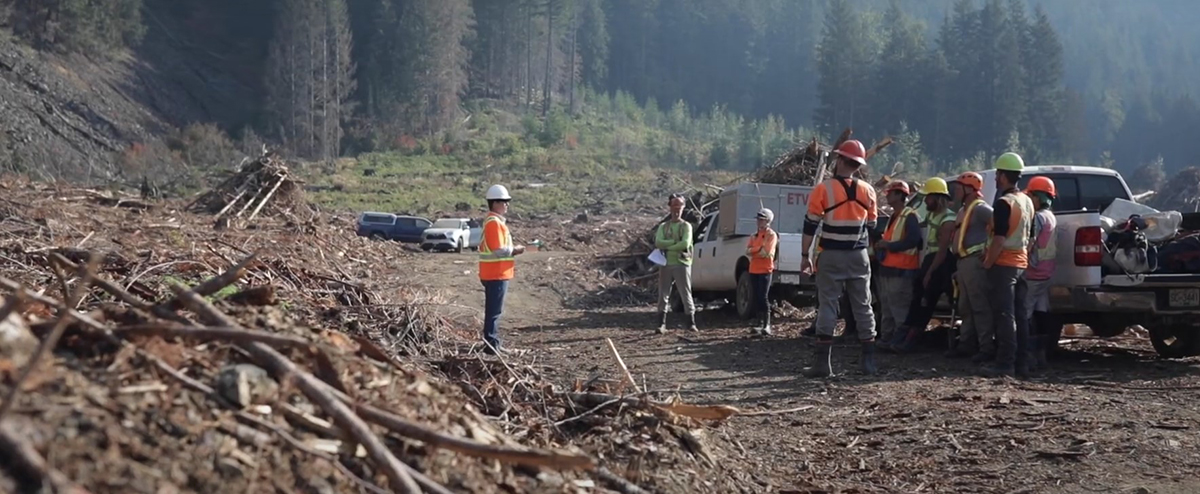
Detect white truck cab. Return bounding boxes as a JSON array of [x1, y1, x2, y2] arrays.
[[974, 166, 1200, 358]]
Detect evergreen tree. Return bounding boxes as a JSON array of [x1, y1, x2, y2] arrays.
[[265, 0, 357, 160], [814, 0, 874, 136], [1024, 5, 1066, 162]]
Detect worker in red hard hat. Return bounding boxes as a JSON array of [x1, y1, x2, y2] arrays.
[[1020, 176, 1058, 372], [873, 180, 922, 345], [800, 140, 879, 377]]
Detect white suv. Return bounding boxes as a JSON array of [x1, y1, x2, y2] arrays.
[[421, 218, 482, 252]]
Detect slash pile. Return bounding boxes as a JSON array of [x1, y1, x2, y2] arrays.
[[185, 150, 310, 223], [0, 176, 767, 493]]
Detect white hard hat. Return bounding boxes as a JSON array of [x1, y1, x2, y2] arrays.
[[757, 208, 774, 221], [486, 184, 512, 201]]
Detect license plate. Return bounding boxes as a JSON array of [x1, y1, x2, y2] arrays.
[[780, 274, 801, 285], [1168, 289, 1200, 307]]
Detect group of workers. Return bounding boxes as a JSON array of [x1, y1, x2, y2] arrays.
[[473, 143, 1060, 379], [799, 141, 1060, 378]]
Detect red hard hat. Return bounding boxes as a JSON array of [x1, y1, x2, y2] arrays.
[[833, 140, 867, 166], [884, 180, 910, 196], [1026, 176, 1056, 198], [956, 172, 983, 192]]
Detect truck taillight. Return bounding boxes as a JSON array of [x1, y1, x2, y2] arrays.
[[1074, 226, 1103, 266]]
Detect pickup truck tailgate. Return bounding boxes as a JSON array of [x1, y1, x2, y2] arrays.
[[1100, 275, 1200, 312]]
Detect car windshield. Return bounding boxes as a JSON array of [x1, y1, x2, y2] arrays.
[[432, 219, 462, 229]]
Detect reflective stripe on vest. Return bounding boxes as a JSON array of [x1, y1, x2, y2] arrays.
[[881, 207, 920, 270], [923, 208, 956, 258], [813, 178, 871, 244], [996, 190, 1034, 268], [956, 198, 987, 257], [479, 214, 515, 280]]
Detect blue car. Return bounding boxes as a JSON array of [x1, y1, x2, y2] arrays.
[[356, 212, 432, 243]]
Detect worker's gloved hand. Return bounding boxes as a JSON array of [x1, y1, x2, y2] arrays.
[[514, 245, 527, 255]]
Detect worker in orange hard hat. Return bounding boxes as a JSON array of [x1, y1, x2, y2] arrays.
[[1020, 176, 1058, 372], [883, 177, 957, 353], [800, 140, 879, 377], [947, 171, 995, 360], [873, 180, 922, 345]]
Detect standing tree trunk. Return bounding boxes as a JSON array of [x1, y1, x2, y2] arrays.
[[542, 0, 554, 117]]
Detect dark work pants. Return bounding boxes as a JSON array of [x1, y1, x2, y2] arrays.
[[902, 253, 958, 330], [482, 280, 509, 349], [1014, 277, 1031, 368], [751, 273, 771, 319], [989, 266, 1023, 368]]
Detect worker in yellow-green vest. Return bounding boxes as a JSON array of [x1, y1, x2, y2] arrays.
[[873, 180, 922, 345], [655, 193, 697, 334], [883, 177, 957, 353], [980, 152, 1036, 378], [946, 171, 995, 361]]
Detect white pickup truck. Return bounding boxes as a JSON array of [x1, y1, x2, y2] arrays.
[[683, 203, 814, 319], [969, 165, 1200, 358]]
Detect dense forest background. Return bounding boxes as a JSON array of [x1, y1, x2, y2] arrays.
[[2, 0, 1199, 188]]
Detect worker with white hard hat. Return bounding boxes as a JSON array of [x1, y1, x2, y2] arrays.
[[746, 208, 779, 335], [479, 184, 526, 355]]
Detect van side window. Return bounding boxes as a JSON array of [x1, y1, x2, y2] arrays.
[[396, 218, 417, 228], [694, 215, 714, 242]]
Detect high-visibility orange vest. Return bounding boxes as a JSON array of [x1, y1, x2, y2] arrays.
[[747, 229, 778, 274], [479, 213, 514, 281], [805, 177, 877, 250], [994, 189, 1034, 269], [880, 207, 920, 270]]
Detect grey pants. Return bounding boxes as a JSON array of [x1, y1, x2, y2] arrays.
[[815, 249, 875, 340], [657, 265, 695, 315], [877, 274, 913, 342], [989, 265, 1023, 367], [957, 254, 995, 354]]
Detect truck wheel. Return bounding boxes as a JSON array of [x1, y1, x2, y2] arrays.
[[455, 238, 464, 253], [369, 232, 384, 241], [1149, 325, 1200, 359], [735, 272, 754, 320]]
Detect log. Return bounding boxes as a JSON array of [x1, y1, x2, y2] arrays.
[[171, 285, 423, 494]]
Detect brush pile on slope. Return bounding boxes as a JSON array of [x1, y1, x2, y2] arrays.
[[0, 176, 763, 494]]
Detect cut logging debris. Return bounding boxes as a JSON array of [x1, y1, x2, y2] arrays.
[[186, 150, 308, 223]]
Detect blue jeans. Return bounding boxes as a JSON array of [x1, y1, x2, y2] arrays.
[[750, 273, 771, 317], [482, 280, 509, 348]]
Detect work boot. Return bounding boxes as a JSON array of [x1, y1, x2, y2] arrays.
[[944, 346, 976, 359], [687, 313, 698, 332], [803, 341, 833, 378], [1033, 336, 1050, 369], [971, 352, 996, 364], [761, 311, 773, 336], [979, 363, 1015, 378], [656, 313, 668, 334], [750, 314, 764, 335], [860, 341, 878, 375], [894, 327, 922, 354]]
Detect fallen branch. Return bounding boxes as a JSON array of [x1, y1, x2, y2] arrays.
[[0, 423, 91, 494], [596, 466, 652, 494], [171, 284, 423, 494], [0, 254, 98, 421], [605, 338, 642, 394], [110, 323, 312, 350]]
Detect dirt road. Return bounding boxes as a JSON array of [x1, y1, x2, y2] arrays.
[[407, 249, 1200, 493]]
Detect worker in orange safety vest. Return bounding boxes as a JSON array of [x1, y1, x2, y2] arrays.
[[800, 139, 879, 377], [746, 208, 779, 336], [873, 180, 922, 346], [479, 184, 527, 355]]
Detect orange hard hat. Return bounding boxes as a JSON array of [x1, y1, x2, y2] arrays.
[[833, 140, 867, 166], [956, 171, 983, 192], [884, 180, 910, 196], [1026, 176, 1056, 198]]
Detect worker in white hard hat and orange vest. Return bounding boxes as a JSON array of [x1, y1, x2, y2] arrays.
[[746, 208, 779, 335], [801, 140, 879, 377], [479, 184, 526, 355], [873, 180, 922, 345]]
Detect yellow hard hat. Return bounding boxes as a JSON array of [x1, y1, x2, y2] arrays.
[[919, 177, 949, 196]]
